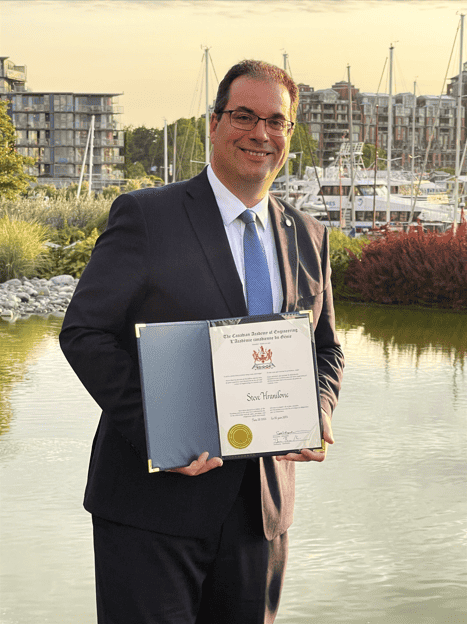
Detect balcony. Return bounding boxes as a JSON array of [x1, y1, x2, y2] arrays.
[[74, 104, 124, 114]]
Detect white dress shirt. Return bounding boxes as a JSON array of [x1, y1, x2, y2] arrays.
[[207, 164, 284, 313]]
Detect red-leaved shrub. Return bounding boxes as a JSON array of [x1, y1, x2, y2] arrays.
[[345, 221, 467, 309]]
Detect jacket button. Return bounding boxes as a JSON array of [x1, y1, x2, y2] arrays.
[[285, 218, 292, 226]]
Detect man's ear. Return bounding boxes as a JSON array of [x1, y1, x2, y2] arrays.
[[210, 112, 219, 141]]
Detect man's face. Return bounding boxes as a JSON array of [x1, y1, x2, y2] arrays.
[[210, 77, 293, 196]]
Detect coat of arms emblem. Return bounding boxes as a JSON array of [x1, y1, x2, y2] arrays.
[[252, 346, 275, 370]]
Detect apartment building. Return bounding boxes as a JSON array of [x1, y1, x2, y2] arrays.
[[0, 56, 124, 189], [298, 82, 361, 167], [298, 70, 465, 172]]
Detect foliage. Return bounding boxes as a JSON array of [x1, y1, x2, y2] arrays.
[[0, 193, 111, 230], [124, 118, 206, 182], [0, 101, 36, 199], [28, 183, 59, 199], [37, 221, 100, 279], [124, 125, 160, 177], [288, 123, 318, 176], [345, 222, 467, 309], [438, 167, 455, 176], [362, 143, 387, 170], [42, 228, 100, 279], [126, 161, 147, 179], [0, 215, 49, 281], [102, 185, 121, 200], [329, 230, 370, 300], [65, 181, 89, 199]]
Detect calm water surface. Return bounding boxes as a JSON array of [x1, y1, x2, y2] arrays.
[[0, 304, 466, 624]]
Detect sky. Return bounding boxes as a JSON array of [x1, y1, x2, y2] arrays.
[[1, 0, 467, 129]]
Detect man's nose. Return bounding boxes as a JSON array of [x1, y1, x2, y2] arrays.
[[249, 118, 269, 141]]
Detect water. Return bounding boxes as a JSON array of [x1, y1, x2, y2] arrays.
[[0, 305, 466, 624]]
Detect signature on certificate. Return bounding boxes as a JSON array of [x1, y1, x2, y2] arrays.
[[273, 430, 311, 445]]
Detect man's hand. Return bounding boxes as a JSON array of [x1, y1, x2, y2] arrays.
[[275, 410, 334, 463], [167, 451, 223, 476]]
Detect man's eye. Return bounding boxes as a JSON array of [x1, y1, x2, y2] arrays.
[[268, 119, 284, 129], [234, 113, 253, 123]]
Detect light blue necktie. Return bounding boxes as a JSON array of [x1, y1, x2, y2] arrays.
[[240, 209, 273, 315]]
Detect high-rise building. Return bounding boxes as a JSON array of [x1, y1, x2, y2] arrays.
[[0, 56, 124, 189], [298, 73, 465, 173]]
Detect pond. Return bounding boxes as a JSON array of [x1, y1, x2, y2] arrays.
[[0, 304, 466, 624]]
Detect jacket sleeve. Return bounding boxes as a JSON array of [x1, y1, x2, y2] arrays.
[[59, 193, 149, 459], [314, 226, 344, 417]]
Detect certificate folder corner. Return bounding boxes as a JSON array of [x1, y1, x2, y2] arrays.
[[135, 323, 146, 338], [148, 459, 160, 473]]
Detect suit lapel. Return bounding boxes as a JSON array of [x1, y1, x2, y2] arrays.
[[268, 195, 299, 312], [184, 169, 248, 318]]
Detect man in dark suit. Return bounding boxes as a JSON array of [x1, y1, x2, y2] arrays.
[[60, 60, 344, 624]]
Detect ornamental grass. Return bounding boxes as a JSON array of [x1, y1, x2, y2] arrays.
[[0, 215, 50, 282], [345, 222, 467, 309]]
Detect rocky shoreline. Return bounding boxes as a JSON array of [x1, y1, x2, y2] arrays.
[[0, 275, 78, 322]]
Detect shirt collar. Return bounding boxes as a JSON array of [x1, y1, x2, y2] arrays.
[[207, 164, 270, 230]]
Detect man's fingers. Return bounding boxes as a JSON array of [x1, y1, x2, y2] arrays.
[[168, 452, 223, 476]]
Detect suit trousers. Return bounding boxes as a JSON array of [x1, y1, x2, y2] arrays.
[[92, 462, 288, 624]]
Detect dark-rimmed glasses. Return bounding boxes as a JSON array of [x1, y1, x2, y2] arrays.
[[221, 110, 294, 137]]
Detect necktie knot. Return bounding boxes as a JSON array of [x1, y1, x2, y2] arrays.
[[240, 209, 256, 226]]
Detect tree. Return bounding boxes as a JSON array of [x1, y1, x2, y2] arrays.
[[0, 100, 36, 198], [288, 123, 318, 175], [124, 126, 161, 177], [124, 118, 206, 181], [362, 143, 387, 170], [126, 161, 147, 179]]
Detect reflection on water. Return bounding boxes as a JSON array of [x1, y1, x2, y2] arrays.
[[335, 302, 466, 365], [0, 306, 466, 624], [0, 316, 64, 436]]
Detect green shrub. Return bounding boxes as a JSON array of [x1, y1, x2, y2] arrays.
[[329, 230, 369, 300], [43, 228, 100, 278], [0, 215, 49, 281], [102, 185, 121, 200]]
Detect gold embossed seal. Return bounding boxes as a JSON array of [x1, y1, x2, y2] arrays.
[[228, 424, 253, 449]]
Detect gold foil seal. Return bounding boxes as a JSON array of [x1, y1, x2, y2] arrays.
[[227, 424, 253, 449]]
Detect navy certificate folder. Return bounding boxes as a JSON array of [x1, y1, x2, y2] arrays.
[[136, 312, 322, 472]]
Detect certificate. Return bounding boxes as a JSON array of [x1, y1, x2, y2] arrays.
[[136, 312, 323, 472], [209, 315, 322, 458]]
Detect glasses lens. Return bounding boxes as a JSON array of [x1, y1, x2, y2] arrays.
[[228, 111, 292, 136], [266, 119, 287, 136], [230, 111, 255, 129]]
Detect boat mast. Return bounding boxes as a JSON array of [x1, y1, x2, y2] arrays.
[[347, 65, 355, 229], [453, 14, 464, 233], [284, 51, 291, 203], [88, 115, 95, 197], [164, 119, 168, 185], [411, 80, 416, 207], [387, 44, 394, 224], [204, 46, 211, 165], [77, 116, 92, 198], [173, 121, 177, 182]]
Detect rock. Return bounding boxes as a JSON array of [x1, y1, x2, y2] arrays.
[[0, 274, 77, 323], [50, 275, 75, 286], [4, 278, 22, 288]]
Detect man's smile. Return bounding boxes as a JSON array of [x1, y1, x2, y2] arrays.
[[239, 147, 272, 158]]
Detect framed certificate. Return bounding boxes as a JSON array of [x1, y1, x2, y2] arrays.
[[136, 312, 323, 472]]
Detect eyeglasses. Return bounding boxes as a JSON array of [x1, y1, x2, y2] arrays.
[[221, 110, 294, 137]]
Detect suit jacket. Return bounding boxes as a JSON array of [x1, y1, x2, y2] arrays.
[[59, 168, 344, 540]]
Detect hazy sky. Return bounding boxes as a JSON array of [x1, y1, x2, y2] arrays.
[[1, 0, 466, 128]]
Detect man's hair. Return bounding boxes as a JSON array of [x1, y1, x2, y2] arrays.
[[214, 59, 299, 121]]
